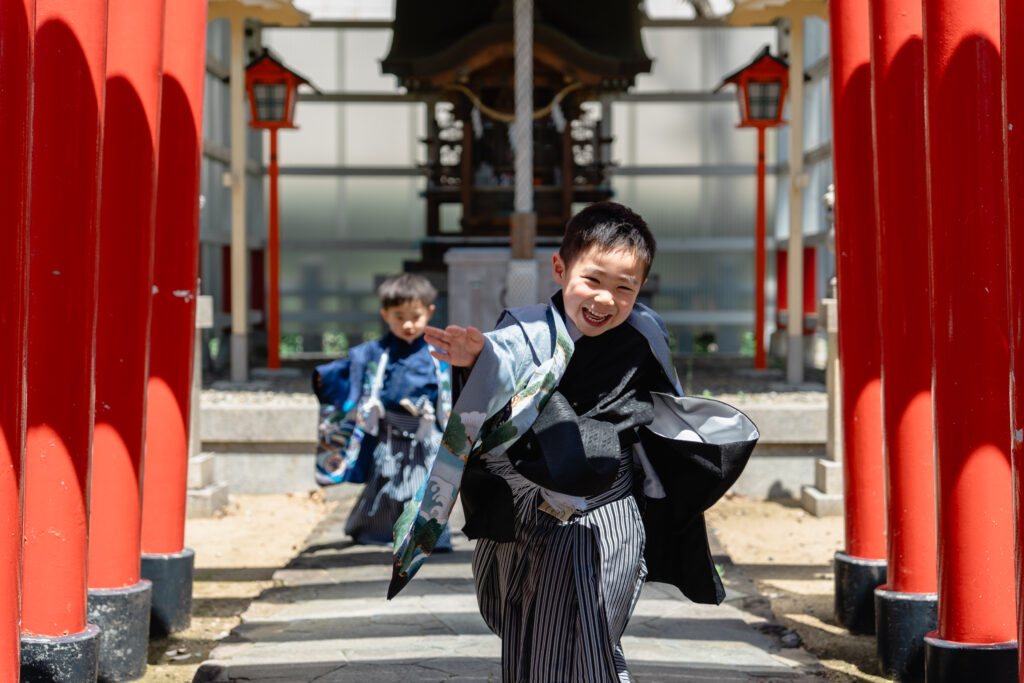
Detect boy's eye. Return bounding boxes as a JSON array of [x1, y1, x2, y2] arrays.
[[584, 276, 599, 284]]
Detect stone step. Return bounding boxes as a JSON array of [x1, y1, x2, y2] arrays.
[[800, 484, 843, 517], [188, 452, 217, 489], [186, 482, 230, 518]]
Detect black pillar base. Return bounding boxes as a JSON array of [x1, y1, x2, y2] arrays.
[[88, 579, 153, 681], [21, 624, 101, 683], [834, 550, 886, 635], [924, 633, 1017, 683], [875, 586, 937, 682], [141, 547, 194, 637]]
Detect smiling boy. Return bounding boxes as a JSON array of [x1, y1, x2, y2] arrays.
[[389, 203, 758, 682]]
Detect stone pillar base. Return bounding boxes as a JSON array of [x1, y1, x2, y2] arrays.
[[88, 579, 153, 681], [21, 624, 101, 683], [141, 548, 194, 637], [834, 550, 886, 635], [924, 634, 1016, 683], [875, 586, 937, 682]]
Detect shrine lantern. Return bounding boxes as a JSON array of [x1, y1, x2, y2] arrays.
[[717, 46, 790, 369], [720, 45, 789, 128], [245, 48, 307, 129], [245, 49, 311, 369]]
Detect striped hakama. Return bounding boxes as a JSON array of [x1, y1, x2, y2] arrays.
[[345, 409, 452, 549], [473, 448, 645, 682]]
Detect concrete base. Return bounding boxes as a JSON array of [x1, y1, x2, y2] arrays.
[[729, 445, 821, 499], [187, 453, 216, 489], [88, 580, 152, 681], [141, 548, 195, 637], [924, 633, 1017, 683], [21, 623, 101, 683], [187, 482, 230, 517], [801, 459, 844, 516], [875, 586, 937, 682], [801, 484, 844, 516], [834, 551, 886, 635]]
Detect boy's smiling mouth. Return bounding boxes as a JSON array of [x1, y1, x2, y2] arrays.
[[581, 307, 612, 326]]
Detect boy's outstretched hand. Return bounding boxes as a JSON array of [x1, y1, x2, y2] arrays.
[[425, 325, 485, 368]]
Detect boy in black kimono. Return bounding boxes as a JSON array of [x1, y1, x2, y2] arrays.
[[391, 202, 758, 682]]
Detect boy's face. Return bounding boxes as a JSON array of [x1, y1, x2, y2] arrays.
[[552, 245, 646, 337], [381, 300, 434, 343]]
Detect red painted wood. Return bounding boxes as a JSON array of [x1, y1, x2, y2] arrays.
[[22, 0, 107, 636], [829, 0, 886, 562], [924, 0, 1015, 643], [89, 0, 165, 589], [755, 127, 766, 370], [0, 0, 33, 673], [868, 0, 936, 596], [141, 0, 208, 555], [268, 129, 281, 369], [1002, 0, 1024, 660]]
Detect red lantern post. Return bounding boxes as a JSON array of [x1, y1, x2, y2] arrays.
[[20, 0, 107, 678], [140, 0, 208, 637], [923, 0, 1017, 679], [0, 0, 33, 679], [246, 49, 310, 370], [869, 0, 937, 678], [828, 0, 887, 637], [716, 46, 789, 370], [87, 0, 165, 679]]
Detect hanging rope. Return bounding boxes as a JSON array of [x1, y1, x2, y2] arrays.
[[444, 81, 582, 124]]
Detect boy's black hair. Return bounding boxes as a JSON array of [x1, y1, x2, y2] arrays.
[[377, 272, 437, 309], [559, 201, 656, 278]]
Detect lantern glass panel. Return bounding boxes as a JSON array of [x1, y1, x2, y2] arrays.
[[746, 80, 781, 120], [253, 81, 289, 122]]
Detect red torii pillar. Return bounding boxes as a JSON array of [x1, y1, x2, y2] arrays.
[[0, 0, 33, 679], [20, 0, 107, 679], [1002, 0, 1024, 678], [86, 0, 165, 679], [140, 0, 208, 636], [922, 0, 1017, 679], [869, 1, 938, 679], [828, 0, 887, 636]]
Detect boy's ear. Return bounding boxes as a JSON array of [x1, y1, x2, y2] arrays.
[[427, 304, 436, 318], [379, 308, 388, 321], [552, 253, 567, 286]]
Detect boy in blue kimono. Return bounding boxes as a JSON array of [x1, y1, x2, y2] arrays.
[[313, 273, 452, 549], [389, 203, 758, 681]]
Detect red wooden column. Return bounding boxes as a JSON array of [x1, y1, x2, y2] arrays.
[[869, 1, 939, 679], [828, 0, 887, 636], [1002, 0, 1024, 678], [86, 0, 165, 679], [0, 0, 33, 679], [20, 0, 107, 679], [140, 0, 208, 637], [922, 1, 1017, 679]]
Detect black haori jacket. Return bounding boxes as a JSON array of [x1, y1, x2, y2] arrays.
[[389, 295, 759, 604]]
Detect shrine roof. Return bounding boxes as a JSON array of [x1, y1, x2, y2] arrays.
[[381, 0, 652, 82]]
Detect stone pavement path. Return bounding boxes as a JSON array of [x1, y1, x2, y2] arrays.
[[194, 501, 827, 682]]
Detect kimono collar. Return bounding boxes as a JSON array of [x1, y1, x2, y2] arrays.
[[381, 332, 427, 358], [517, 291, 681, 395]]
